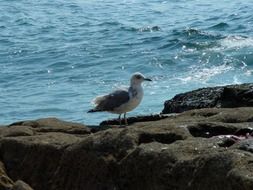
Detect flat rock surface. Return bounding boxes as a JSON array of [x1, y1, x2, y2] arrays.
[[1, 108, 253, 190]]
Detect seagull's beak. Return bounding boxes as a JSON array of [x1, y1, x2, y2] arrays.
[[144, 78, 152, 81]]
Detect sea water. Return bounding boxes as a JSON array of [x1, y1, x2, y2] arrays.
[[1, 0, 253, 125]]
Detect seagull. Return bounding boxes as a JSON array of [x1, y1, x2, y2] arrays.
[[88, 72, 152, 125]]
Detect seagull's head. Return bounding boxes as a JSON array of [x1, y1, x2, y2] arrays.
[[130, 72, 152, 86]]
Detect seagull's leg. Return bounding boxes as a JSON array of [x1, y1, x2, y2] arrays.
[[118, 114, 121, 126], [124, 113, 128, 125]]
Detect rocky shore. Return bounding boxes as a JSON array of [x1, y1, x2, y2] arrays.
[[1, 83, 253, 190]]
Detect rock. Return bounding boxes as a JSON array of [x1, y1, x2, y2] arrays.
[[236, 139, 253, 153], [0, 161, 14, 190], [0, 118, 87, 190], [0, 126, 34, 138], [1, 109, 253, 190], [118, 140, 253, 190], [100, 114, 171, 126], [184, 107, 253, 137], [162, 83, 253, 114], [234, 128, 253, 136], [0, 133, 82, 190], [9, 117, 91, 135], [50, 128, 139, 190], [1, 160, 33, 190], [12, 180, 33, 190]]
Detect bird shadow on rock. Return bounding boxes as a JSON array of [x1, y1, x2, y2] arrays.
[[99, 114, 175, 126]]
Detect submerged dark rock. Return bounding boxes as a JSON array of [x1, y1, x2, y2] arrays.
[[1, 107, 253, 190], [162, 83, 253, 114]]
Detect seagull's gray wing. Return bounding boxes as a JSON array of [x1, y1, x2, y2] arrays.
[[95, 89, 130, 111]]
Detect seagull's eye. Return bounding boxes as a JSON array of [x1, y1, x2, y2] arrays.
[[136, 75, 142, 79]]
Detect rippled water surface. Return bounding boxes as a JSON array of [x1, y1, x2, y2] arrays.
[[1, 0, 253, 125]]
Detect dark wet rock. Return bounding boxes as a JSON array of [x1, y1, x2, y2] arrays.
[[1, 109, 253, 190], [162, 83, 253, 114]]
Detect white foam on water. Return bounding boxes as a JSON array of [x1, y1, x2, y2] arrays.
[[245, 69, 253, 76], [177, 64, 233, 83], [220, 35, 253, 49]]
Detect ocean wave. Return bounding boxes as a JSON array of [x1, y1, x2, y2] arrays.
[[158, 38, 217, 51], [138, 26, 161, 32], [157, 28, 222, 51], [176, 64, 233, 83], [47, 61, 74, 73], [219, 35, 253, 49], [15, 18, 34, 26], [91, 21, 162, 34], [209, 22, 229, 30], [233, 53, 253, 66], [172, 28, 221, 40], [119, 25, 161, 33], [98, 20, 116, 25]]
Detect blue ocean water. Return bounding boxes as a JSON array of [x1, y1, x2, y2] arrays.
[[1, 0, 253, 125]]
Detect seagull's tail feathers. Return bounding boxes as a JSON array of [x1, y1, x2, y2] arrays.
[[87, 95, 106, 113], [92, 95, 107, 105], [87, 108, 102, 113]]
